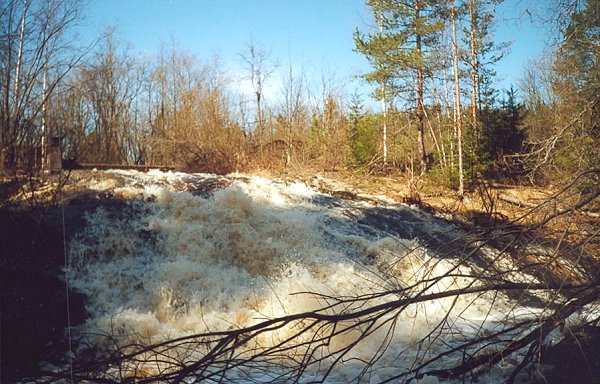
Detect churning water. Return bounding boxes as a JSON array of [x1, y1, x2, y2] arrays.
[[66, 170, 543, 383]]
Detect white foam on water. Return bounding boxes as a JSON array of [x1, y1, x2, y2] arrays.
[[87, 178, 119, 191], [68, 170, 542, 383]]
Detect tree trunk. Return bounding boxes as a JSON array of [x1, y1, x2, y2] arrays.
[[41, 65, 48, 171], [3, 4, 14, 151], [378, 20, 388, 166], [451, 5, 465, 196], [382, 86, 388, 166], [256, 90, 263, 158], [423, 106, 443, 166], [469, 0, 480, 149], [13, 0, 29, 115], [415, 0, 427, 174]]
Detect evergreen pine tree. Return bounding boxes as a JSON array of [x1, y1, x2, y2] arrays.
[[354, 0, 444, 174]]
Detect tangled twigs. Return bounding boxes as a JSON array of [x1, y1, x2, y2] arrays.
[[427, 286, 600, 380], [40, 279, 600, 383]]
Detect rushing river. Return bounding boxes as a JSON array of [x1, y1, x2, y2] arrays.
[[65, 170, 545, 383]]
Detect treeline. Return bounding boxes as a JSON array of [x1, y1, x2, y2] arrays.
[[0, 0, 597, 188], [354, 0, 598, 191]]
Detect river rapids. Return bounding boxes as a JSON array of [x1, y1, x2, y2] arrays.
[[63, 170, 549, 383]]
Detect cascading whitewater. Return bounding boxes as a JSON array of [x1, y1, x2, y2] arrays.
[[67, 171, 539, 383]]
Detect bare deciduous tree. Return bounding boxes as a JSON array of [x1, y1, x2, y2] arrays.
[[0, 0, 84, 171], [239, 39, 276, 158]]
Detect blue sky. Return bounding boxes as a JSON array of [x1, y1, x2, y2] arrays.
[[79, 0, 553, 108]]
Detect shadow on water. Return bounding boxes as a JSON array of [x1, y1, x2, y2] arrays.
[[0, 188, 149, 382], [311, 191, 599, 308]]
